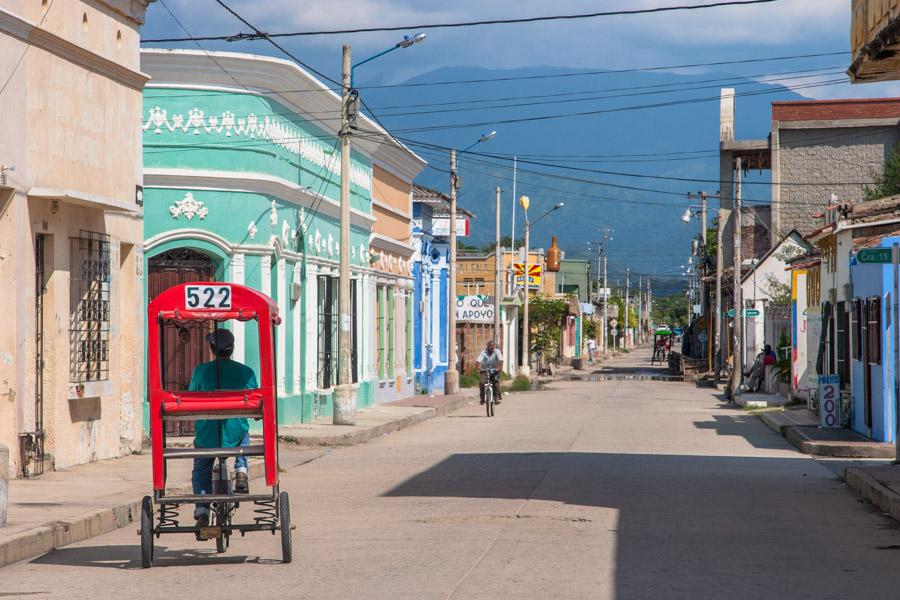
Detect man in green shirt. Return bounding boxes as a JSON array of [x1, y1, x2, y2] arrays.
[[189, 329, 257, 526]]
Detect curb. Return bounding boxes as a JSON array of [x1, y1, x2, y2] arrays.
[[757, 414, 895, 458], [0, 450, 322, 570], [844, 467, 900, 522], [279, 394, 474, 447], [760, 412, 787, 435]]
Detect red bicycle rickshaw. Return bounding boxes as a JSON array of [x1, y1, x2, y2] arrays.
[[140, 282, 291, 567]]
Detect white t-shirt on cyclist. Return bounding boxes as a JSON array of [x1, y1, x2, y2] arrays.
[[476, 348, 504, 370]]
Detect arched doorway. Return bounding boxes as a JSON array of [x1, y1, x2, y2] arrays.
[[148, 248, 217, 436]]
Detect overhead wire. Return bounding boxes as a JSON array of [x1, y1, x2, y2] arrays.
[[143, 0, 777, 42]]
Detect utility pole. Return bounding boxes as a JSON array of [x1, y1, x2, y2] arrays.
[[494, 186, 502, 344], [335, 44, 356, 425], [637, 276, 643, 345], [625, 268, 631, 348], [731, 157, 743, 399], [603, 254, 608, 356], [520, 213, 531, 376], [445, 149, 460, 394]]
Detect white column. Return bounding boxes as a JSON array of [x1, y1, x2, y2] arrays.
[[292, 262, 302, 392], [261, 254, 272, 296], [277, 256, 287, 394], [305, 263, 319, 391], [231, 253, 246, 364], [355, 271, 364, 382], [431, 273, 443, 368]]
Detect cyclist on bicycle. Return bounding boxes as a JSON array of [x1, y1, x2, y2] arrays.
[[475, 339, 503, 405]]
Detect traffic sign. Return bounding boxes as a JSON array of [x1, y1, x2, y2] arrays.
[[857, 248, 893, 264], [727, 308, 761, 317]]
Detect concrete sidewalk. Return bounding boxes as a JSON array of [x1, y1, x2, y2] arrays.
[[760, 407, 894, 458], [844, 464, 900, 523], [0, 390, 475, 569]]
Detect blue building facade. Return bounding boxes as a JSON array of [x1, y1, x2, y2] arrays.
[[849, 237, 900, 442], [411, 185, 450, 395]]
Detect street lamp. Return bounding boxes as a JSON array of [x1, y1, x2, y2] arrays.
[[445, 131, 497, 395], [519, 200, 564, 377], [336, 35, 426, 425], [350, 33, 427, 87]]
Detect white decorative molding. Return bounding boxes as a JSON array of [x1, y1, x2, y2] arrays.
[[351, 246, 356, 259], [144, 228, 233, 255], [143, 104, 373, 191], [270, 200, 278, 226], [281, 219, 290, 244], [314, 229, 322, 255], [143, 169, 377, 228], [327, 233, 335, 257], [169, 192, 208, 220], [248, 221, 258, 239], [298, 207, 308, 233]]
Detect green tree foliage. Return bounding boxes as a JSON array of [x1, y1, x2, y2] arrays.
[[528, 295, 568, 360], [864, 144, 900, 201], [583, 318, 599, 340], [610, 295, 638, 329], [652, 294, 689, 327]]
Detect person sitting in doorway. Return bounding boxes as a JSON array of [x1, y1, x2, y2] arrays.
[[475, 339, 504, 405], [746, 343, 777, 393], [189, 328, 258, 527]]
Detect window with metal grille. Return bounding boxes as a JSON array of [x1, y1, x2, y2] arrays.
[[836, 301, 850, 388], [388, 288, 395, 378], [377, 285, 385, 380], [69, 230, 110, 382], [351, 279, 358, 384], [318, 275, 338, 388], [851, 298, 862, 361], [867, 296, 881, 365], [406, 294, 413, 373]]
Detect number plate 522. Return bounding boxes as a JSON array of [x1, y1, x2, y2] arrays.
[[185, 285, 232, 309]]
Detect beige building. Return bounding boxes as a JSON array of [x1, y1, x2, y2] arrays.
[[0, 0, 153, 477], [368, 162, 426, 402]]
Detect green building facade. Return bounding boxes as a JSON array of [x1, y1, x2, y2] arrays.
[[140, 49, 423, 427]]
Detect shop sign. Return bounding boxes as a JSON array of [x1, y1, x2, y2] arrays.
[[513, 263, 542, 289], [456, 295, 495, 323]]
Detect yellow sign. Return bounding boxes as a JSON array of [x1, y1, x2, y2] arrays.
[[513, 263, 541, 289], [518, 195, 530, 211]]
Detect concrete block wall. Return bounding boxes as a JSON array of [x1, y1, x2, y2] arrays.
[[776, 126, 898, 235]]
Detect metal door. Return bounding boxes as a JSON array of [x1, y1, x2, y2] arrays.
[[147, 248, 216, 436]]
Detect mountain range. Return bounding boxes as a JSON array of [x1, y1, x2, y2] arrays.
[[361, 64, 809, 294]]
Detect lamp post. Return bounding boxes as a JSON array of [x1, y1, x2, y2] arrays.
[[445, 131, 497, 395], [336, 35, 426, 425], [519, 200, 564, 377]]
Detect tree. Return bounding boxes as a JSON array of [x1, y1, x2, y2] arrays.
[[864, 144, 900, 201], [528, 295, 568, 360], [583, 318, 599, 340], [652, 294, 689, 326]]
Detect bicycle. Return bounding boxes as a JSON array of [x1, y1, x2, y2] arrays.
[[481, 369, 499, 417]]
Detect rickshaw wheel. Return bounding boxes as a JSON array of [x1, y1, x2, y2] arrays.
[[279, 491, 292, 564], [140, 496, 154, 568], [215, 503, 231, 553]]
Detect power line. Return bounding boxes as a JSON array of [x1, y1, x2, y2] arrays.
[[0, 0, 56, 99], [143, 1, 777, 42], [139, 50, 846, 98], [145, 65, 844, 123], [211, 0, 341, 87], [386, 77, 849, 134]]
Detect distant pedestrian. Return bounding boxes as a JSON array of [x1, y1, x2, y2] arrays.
[[587, 338, 597, 364]]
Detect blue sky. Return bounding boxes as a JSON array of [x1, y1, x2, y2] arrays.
[[142, 0, 900, 98]]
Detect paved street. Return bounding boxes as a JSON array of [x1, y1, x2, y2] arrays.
[[3, 349, 900, 599]]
